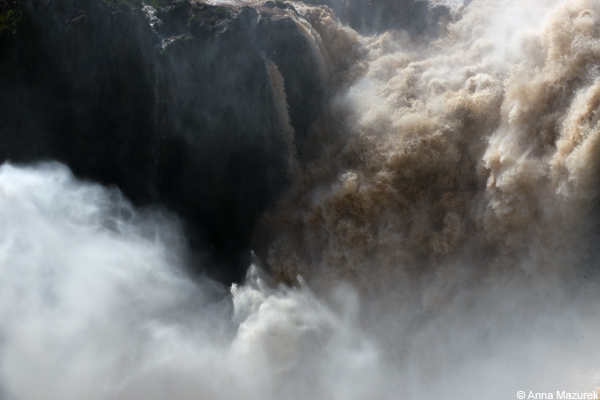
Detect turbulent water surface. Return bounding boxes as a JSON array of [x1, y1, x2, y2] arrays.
[[2, 0, 600, 399]]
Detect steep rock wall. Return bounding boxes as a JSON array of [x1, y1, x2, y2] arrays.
[[0, 0, 326, 282]]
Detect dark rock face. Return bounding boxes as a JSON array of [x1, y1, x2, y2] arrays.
[[0, 0, 326, 283], [1, 0, 158, 200], [155, 4, 288, 282]]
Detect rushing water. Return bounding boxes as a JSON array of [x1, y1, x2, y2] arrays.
[[2, 0, 600, 398]]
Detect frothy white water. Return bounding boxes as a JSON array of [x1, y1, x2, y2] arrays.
[[0, 162, 599, 399], [266, 0, 600, 293]]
